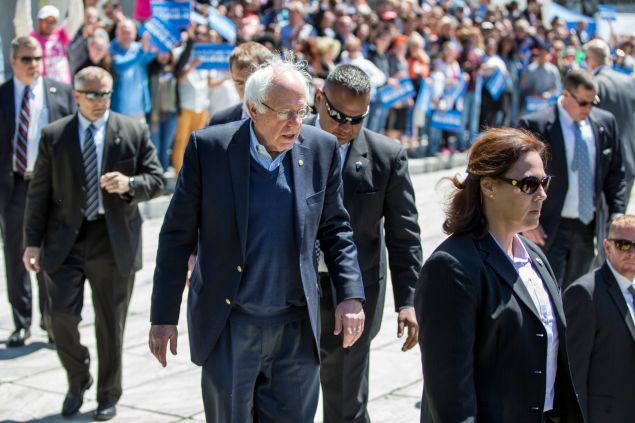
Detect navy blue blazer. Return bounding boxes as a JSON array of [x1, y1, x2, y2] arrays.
[[150, 119, 365, 365]]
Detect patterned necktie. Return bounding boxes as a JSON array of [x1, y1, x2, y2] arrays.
[[571, 122, 594, 224], [83, 125, 99, 220], [14, 86, 30, 175], [628, 285, 635, 311]]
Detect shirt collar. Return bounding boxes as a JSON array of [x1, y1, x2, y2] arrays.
[[490, 233, 531, 265], [606, 260, 635, 294], [248, 121, 294, 170], [316, 114, 351, 149], [14, 76, 43, 96], [592, 64, 606, 76], [78, 111, 109, 132]]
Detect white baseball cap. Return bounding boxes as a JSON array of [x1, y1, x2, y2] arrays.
[[37, 5, 60, 21]]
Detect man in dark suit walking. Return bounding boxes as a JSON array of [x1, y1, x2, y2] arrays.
[[149, 57, 366, 422], [519, 69, 626, 288], [0, 35, 75, 347], [208, 41, 273, 126], [23, 66, 164, 420], [564, 214, 635, 422], [307, 64, 422, 423], [585, 39, 635, 203]]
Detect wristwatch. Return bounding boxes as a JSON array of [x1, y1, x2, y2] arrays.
[[128, 176, 136, 195]]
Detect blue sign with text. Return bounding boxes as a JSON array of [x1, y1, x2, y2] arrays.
[[486, 68, 506, 101], [525, 95, 559, 114], [141, 17, 181, 53], [151, 1, 191, 30], [193, 43, 234, 70], [377, 78, 416, 109], [430, 109, 462, 133], [208, 8, 237, 44]]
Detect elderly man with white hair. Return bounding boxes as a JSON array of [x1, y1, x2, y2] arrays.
[[149, 56, 366, 421]]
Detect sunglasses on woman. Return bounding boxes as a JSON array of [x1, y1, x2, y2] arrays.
[[497, 175, 552, 195], [609, 239, 635, 252]]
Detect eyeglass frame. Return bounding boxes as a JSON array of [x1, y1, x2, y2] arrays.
[[260, 102, 310, 121], [608, 239, 635, 252], [322, 92, 369, 125], [77, 90, 113, 101], [567, 89, 600, 108], [496, 175, 552, 195]]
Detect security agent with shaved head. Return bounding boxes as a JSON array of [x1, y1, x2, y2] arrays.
[[208, 41, 274, 126], [306, 64, 422, 423], [0, 35, 75, 348], [519, 69, 626, 288], [149, 56, 366, 421], [564, 215, 635, 422], [23, 66, 165, 420]]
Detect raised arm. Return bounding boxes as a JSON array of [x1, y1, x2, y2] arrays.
[[14, 0, 33, 38], [62, 0, 85, 38]]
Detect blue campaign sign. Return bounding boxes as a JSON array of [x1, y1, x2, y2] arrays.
[[598, 5, 617, 21], [414, 78, 432, 117], [151, 1, 191, 30], [193, 43, 233, 70], [208, 8, 236, 44], [613, 65, 632, 76], [525, 95, 559, 114], [430, 110, 462, 133], [444, 78, 467, 109], [190, 10, 207, 25], [377, 78, 416, 109], [486, 68, 506, 101], [141, 17, 181, 53]]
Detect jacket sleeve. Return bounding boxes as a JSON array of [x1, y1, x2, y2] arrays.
[[415, 250, 477, 422], [602, 114, 626, 216], [125, 120, 165, 205], [24, 129, 53, 247], [383, 146, 422, 309]]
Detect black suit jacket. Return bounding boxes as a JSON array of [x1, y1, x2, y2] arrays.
[[150, 120, 365, 365], [595, 67, 635, 181], [25, 112, 165, 276], [208, 103, 244, 126], [305, 116, 422, 323], [415, 233, 583, 423], [0, 77, 75, 212], [564, 263, 635, 422], [518, 105, 626, 251]]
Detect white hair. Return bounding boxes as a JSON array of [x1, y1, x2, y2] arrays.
[[243, 52, 311, 115]]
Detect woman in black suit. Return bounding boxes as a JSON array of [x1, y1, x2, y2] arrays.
[[415, 128, 584, 423]]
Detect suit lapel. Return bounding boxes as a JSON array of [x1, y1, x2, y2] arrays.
[[101, 114, 122, 174], [587, 111, 604, 196], [227, 121, 251, 258], [66, 114, 84, 183], [290, 135, 310, 251], [477, 235, 541, 321], [601, 264, 635, 343], [342, 130, 369, 207], [5, 79, 16, 143], [525, 243, 566, 325]]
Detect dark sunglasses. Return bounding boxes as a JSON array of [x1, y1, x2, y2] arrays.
[[497, 175, 551, 194], [322, 93, 369, 125], [568, 90, 600, 108], [18, 56, 42, 64], [77, 90, 113, 100], [609, 239, 635, 252]]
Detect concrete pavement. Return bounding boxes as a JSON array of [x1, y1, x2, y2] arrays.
[[0, 153, 464, 422]]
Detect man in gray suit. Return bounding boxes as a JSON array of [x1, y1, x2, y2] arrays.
[[585, 39, 635, 202], [564, 215, 635, 422]]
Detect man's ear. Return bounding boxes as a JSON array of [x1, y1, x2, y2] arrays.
[[314, 89, 323, 108], [246, 101, 258, 121]]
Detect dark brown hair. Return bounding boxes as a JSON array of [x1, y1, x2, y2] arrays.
[[442, 128, 549, 237]]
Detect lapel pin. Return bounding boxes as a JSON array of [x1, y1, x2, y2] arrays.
[[599, 126, 605, 133], [114, 137, 121, 145], [298, 159, 304, 167], [535, 257, 543, 266], [49, 86, 57, 93], [355, 161, 362, 170]]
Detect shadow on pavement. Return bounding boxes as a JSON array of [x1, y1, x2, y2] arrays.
[[3, 410, 96, 422], [0, 341, 54, 360]]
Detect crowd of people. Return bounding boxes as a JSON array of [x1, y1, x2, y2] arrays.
[[2, 0, 635, 422]]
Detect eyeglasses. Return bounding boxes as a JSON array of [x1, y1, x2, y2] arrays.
[[323, 93, 369, 125], [568, 90, 600, 108], [77, 90, 113, 100], [261, 102, 309, 121], [18, 56, 42, 64], [609, 239, 635, 252], [497, 175, 551, 194]]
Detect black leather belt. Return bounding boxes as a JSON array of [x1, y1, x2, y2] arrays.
[[85, 214, 105, 222], [14, 171, 33, 181]]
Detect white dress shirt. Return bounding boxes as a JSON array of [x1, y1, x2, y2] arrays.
[[557, 98, 597, 219], [78, 111, 109, 215], [607, 260, 635, 323], [13, 76, 49, 172], [492, 234, 559, 411]]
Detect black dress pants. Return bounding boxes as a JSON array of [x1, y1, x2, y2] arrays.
[[319, 273, 383, 423], [0, 175, 48, 331], [545, 218, 595, 289], [44, 218, 134, 404]]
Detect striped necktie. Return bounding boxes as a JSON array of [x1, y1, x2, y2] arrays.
[[83, 124, 99, 220], [14, 86, 30, 175], [572, 122, 594, 224]]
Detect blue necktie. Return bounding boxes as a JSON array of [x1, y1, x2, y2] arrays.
[[572, 122, 594, 224], [83, 124, 99, 220]]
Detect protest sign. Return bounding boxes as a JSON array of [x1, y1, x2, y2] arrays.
[[430, 109, 462, 133], [151, 1, 191, 30], [208, 8, 237, 44], [141, 16, 181, 53], [486, 68, 507, 101], [377, 78, 416, 109], [193, 43, 234, 70]]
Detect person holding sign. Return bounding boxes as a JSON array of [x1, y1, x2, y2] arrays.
[[478, 38, 509, 131]]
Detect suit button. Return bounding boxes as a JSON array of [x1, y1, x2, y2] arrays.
[[80, 208, 85, 213], [74, 230, 79, 234], [531, 406, 540, 411], [536, 333, 544, 337], [236, 265, 242, 273], [533, 370, 542, 374], [225, 298, 231, 305]]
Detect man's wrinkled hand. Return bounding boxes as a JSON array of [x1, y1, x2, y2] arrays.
[[397, 308, 419, 351], [149, 324, 178, 367], [334, 299, 365, 348]]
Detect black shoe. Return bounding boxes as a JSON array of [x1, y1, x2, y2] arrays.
[[6, 328, 31, 347], [61, 376, 93, 417], [94, 402, 117, 421]]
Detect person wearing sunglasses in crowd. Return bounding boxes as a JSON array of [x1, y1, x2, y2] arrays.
[[519, 69, 626, 289], [306, 64, 422, 423], [563, 214, 635, 423], [415, 128, 584, 423], [0, 36, 75, 348]]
